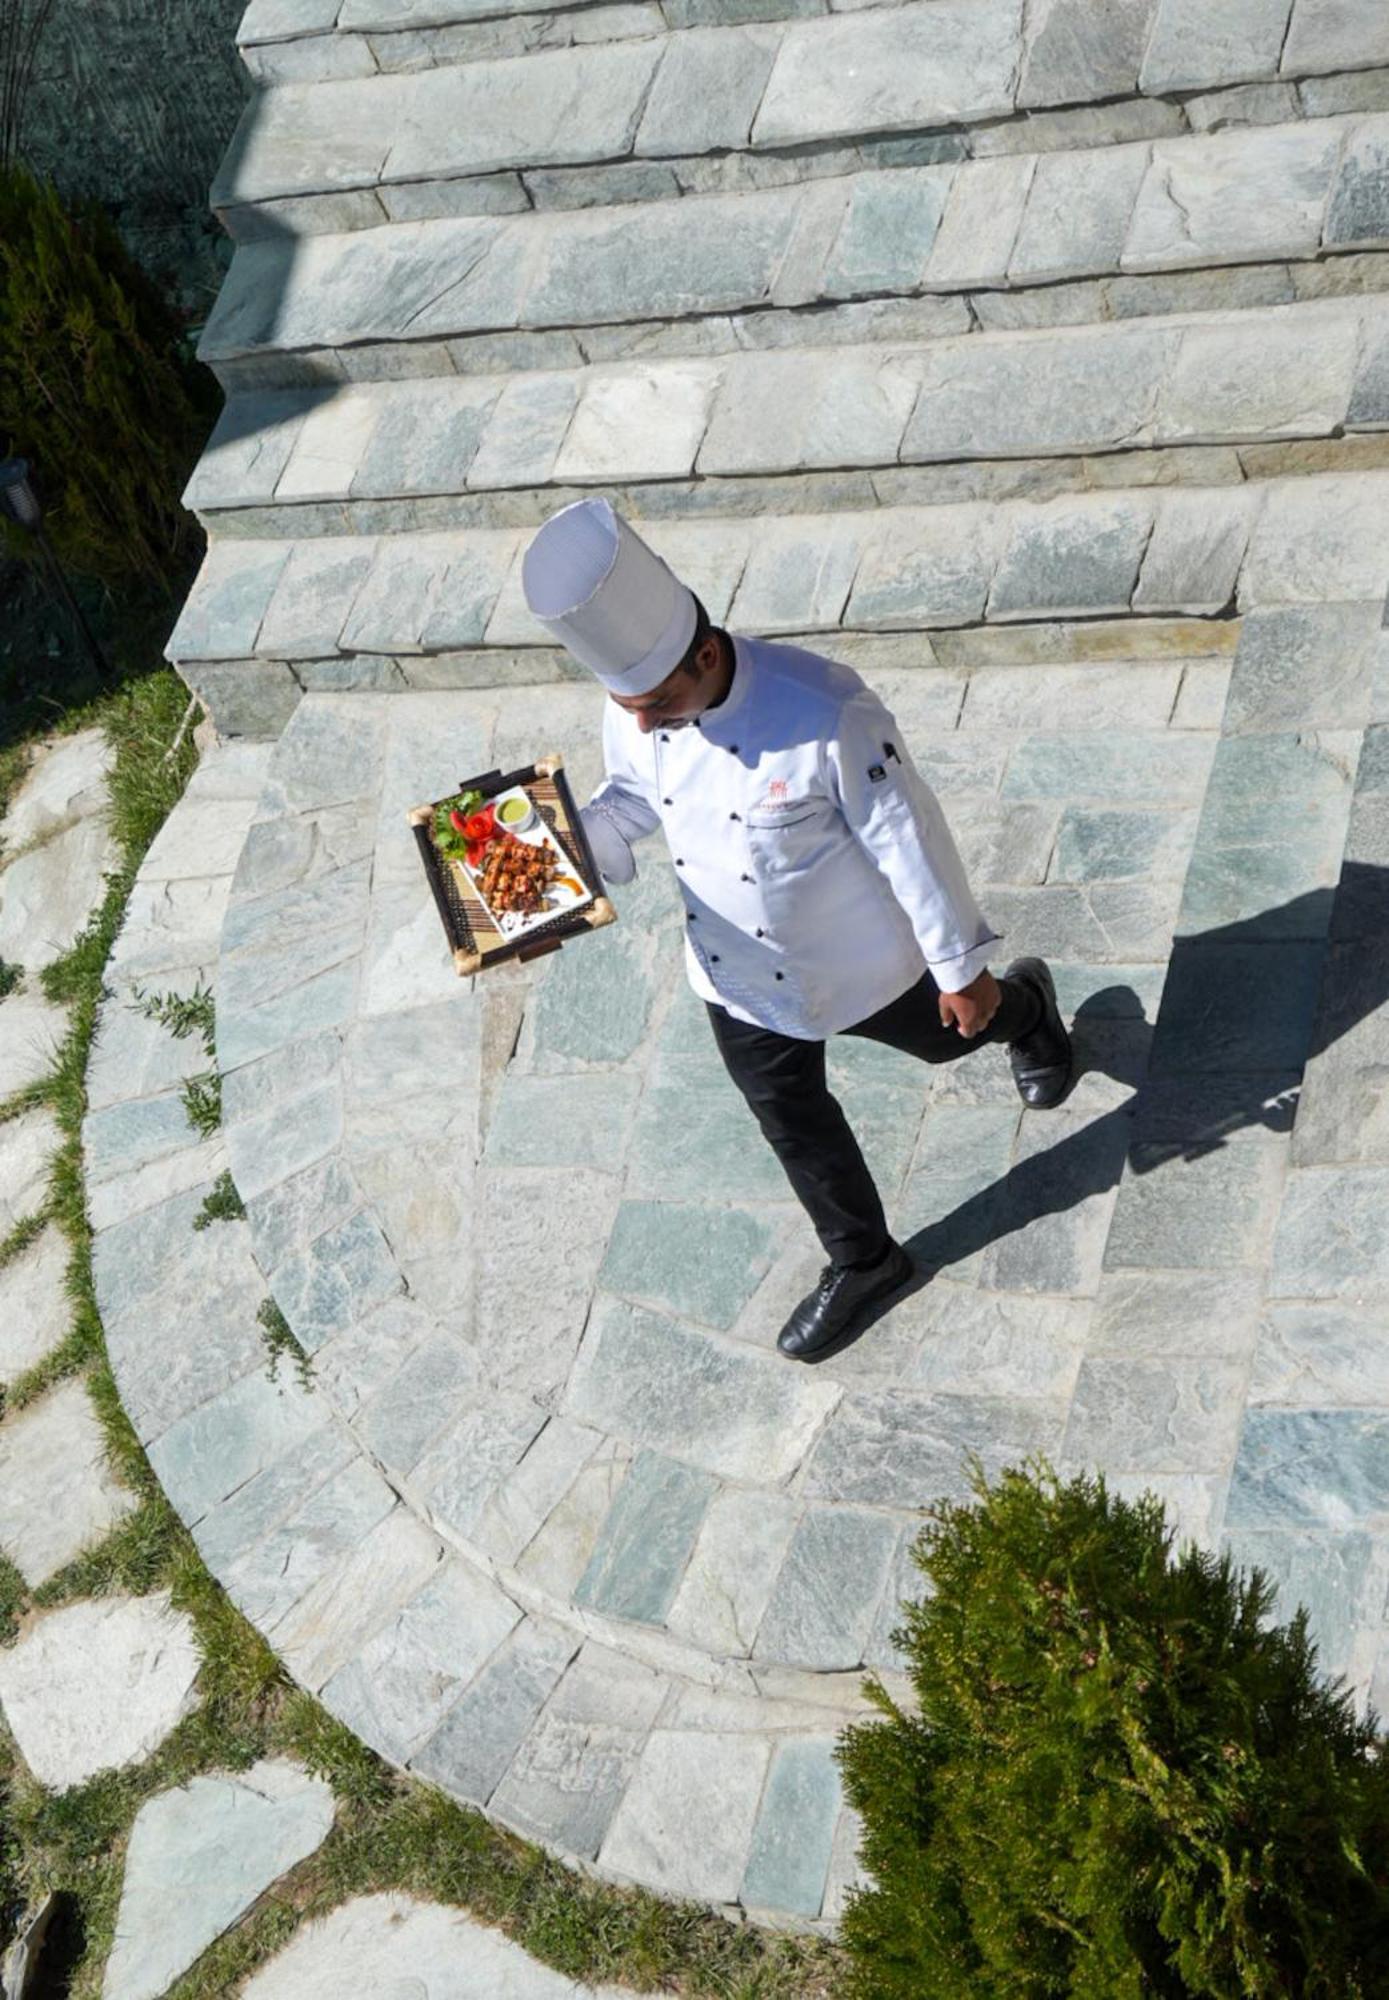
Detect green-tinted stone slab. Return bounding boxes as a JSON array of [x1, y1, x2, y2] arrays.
[[219, 1456, 399, 1629], [1179, 732, 1354, 935], [754, 1505, 899, 1668], [147, 1369, 324, 1527], [984, 1106, 1130, 1294], [1063, 1355, 1248, 1474], [410, 1615, 577, 1804], [1052, 807, 1199, 885], [1105, 1142, 1285, 1271], [599, 1200, 777, 1329], [1250, 1302, 1389, 1408], [1269, 1166, 1389, 1295], [529, 922, 659, 1068], [1226, 1409, 1389, 1531], [575, 1449, 716, 1624], [1150, 940, 1325, 1077], [567, 1297, 839, 1483], [805, 1388, 1065, 1510], [1223, 603, 1380, 736], [485, 1073, 641, 1168], [267, 1206, 403, 1352], [628, 1063, 790, 1202], [742, 1738, 843, 1918], [1221, 1528, 1375, 1676], [1001, 733, 1213, 803]]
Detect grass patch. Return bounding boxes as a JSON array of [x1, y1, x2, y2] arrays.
[[193, 1170, 245, 1231], [256, 1297, 312, 1389], [0, 957, 20, 999], [0, 1207, 47, 1272], [180, 1068, 222, 1139]]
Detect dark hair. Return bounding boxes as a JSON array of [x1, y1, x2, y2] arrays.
[[674, 594, 714, 677]]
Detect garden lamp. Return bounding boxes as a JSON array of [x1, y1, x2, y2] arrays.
[[0, 455, 114, 680]]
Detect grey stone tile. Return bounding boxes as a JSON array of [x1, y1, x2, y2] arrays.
[[727, 514, 865, 632], [1132, 488, 1254, 617], [742, 1737, 843, 1918], [987, 496, 1153, 621], [1019, 0, 1157, 103], [489, 1642, 665, 1860], [1150, 940, 1326, 1075], [598, 1200, 778, 1330], [351, 378, 501, 497], [257, 541, 375, 658], [897, 1102, 1017, 1271], [1051, 807, 1198, 885], [1239, 472, 1389, 607], [1224, 603, 1379, 736], [574, 1449, 717, 1623], [557, 360, 717, 483], [752, 1, 1020, 148], [1008, 142, 1151, 285], [1225, 1408, 1389, 1530], [1160, 310, 1357, 448], [926, 153, 1035, 288], [1284, 0, 1389, 71], [515, 1437, 633, 1597], [243, 1153, 359, 1272], [471, 1417, 601, 1565], [1002, 730, 1215, 804], [467, 374, 579, 489], [526, 186, 800, 328], [1325, 113, 1389, 249], [805, 1387, 1064, 1509], [947, 799, 1059, 886], [1140, 0, 1293, 94], [864, 1519, 928, 1673], [1269, 1166, 1389, 1295], [484, 1073, 641, 1168], [191, 1423, 357, 1579], [899, 1281, 1087, 1399], [637, 24, 779, 154], [410, 1615, 578, 1804], [628, 1062, 792, 1203], [166, 541, 291, 663], [267, 1206, 403, 1353], [1062, 1354, 1248, 1474], [984, 1105, 1130, 1294], [822, 167, 953, 297], [0, 1376, 137, 1588], [1250, 1302, 1389, 1408], [907, 327, 1172, 464], [469, 1168, 619, 1402], [271, 1505, 444, 1692], [754, 1504, 900, 1667], [846, 504, 999, 629], [968, 662, 1181, 734], [1125, 124, 1338, 271], [1221, 1527, 1375, 1677], [1104, 1142, 1285, 1270], [566, 1296, 839, 1483], [665, 1486, 798, 1656], [601, 1726, 772, 1904], [147, 1367, 324, 1527], [407, 1397, 548, 1542], [353, 1334, 480, 1477], [1089, 1270, 1263, 1358], [701, 349, 919, 476], [528, 921, 661, 1069], [219, 1456, 400, 1630], [84, 1092, 201, 1188], [321, 1558, 521, 1762]]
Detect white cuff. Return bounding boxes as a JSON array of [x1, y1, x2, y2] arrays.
[[930, 932, 1000, 994], [581, 805, 637, 886]]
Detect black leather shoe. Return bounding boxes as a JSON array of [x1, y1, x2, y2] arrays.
[[1005, 957, 1072, 1109], [777, 1243, 914, 1362]]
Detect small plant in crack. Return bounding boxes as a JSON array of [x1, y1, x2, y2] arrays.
[[132, 980, 215, 1054], [0, 957, 21, 1000], [181, 1070, 222, 1140], [193, 1171, 245, 1231], [257, 1298, 313, 1388]]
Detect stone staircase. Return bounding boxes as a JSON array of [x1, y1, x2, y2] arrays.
[[134, 0, 1389, 1933]]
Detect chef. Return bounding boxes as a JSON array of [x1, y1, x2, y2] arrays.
[[522, 499, 1072, 1363]]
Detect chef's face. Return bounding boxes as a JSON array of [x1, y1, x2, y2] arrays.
[[610, 632, 725, 734]]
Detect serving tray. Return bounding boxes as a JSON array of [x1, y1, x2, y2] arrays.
[[408, 753, 615, 977]]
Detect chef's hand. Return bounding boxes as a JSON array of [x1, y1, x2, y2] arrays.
[[938, 970, 1001, 1038]]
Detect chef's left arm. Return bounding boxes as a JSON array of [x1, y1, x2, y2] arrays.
[[828, 689, 999, 996]]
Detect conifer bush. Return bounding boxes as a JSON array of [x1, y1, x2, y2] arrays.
[[837, 1464, 1389, 1999], [0, 164, 215, 585]]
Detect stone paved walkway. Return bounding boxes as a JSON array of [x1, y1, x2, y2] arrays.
[[85, 573, 1389, 1924]]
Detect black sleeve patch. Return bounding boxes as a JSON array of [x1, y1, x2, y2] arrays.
[[868, 762, 887, 783]]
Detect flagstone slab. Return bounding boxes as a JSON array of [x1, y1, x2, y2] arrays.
[[240, 1892, 631, 1998], [0, 1222, 70, 1386], [0, 729, 111, 852], [0, 1103, 58, 1231], [102, 1759, 335, 2000], [0, 1375, 136, 1587], [0, 1593, 200, 1791], [0, 812, 118, 972]]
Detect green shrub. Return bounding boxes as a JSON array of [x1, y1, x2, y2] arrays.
[[0, 165, 215, 585], [836, 1464, 1389, 2000]]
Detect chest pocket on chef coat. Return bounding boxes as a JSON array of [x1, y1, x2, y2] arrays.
[[745, 797, 834, 876]]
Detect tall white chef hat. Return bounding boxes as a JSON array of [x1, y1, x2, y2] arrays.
[[522, 498, 697, 698]]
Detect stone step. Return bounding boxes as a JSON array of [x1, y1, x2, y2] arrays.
[[166, 470, 1389, 737], [186, 294, 1389, 533], [200, 113, 1389, 385], [224, 0, 1389, 200]]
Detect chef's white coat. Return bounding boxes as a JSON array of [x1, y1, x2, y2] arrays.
[[581, 635, 1000, 1040]]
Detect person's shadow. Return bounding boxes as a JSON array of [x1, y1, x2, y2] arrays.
[[846, 861, 1389, 1321]]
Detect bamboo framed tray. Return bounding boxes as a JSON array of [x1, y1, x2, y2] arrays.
[[409, 752, 615, 977]]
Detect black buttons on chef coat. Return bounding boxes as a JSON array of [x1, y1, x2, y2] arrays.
[[729, 744, 739, 754], [675, 857, 684, 866], [711, 955, 720, 963], [663, 797, 672, 805], [741, 872, 753, 882], [729, 811, 741, 822], [756, 927, 764, 937], [775, 971, 784, 981]]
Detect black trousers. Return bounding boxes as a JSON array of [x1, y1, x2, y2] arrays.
[[708, 969, 1043, 1268]]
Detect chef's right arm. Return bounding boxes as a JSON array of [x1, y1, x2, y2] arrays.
[[580, 702, 662, 885]]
